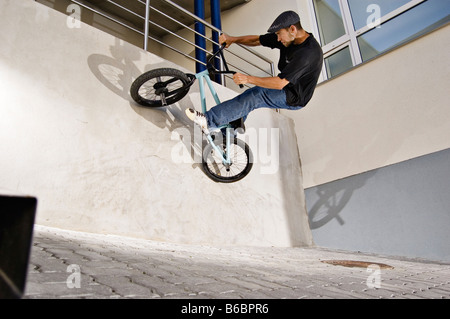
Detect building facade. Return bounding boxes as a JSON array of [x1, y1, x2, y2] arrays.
[[4, 0, 450, 261]]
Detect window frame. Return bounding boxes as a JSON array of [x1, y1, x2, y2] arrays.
[[308, 0, 427, 81]]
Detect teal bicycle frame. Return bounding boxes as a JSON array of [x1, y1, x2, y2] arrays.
[[196, 69, 233, 165]]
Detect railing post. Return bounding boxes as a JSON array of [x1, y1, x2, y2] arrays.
[[194, 0, 206, 72], [210, 0, 222, 84], [144, 0, 151, 51]]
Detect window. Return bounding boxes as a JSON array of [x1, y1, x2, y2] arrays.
[[325, 46, 353, 78], [310, 0, 450, 80], [314, 0, 346, 45]]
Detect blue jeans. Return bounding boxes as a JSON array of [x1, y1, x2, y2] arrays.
[[205, 86, 303, 129]]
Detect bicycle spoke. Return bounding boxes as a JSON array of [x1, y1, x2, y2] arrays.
[[204, 142, 250, 179], [131, 70, 191, 107]]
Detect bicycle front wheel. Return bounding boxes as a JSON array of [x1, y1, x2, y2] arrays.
[[202, 138, 253, 183], [130, 68, 192, 107]]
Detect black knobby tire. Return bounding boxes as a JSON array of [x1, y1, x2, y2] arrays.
[[202, 138, 253, 183], [130, 68, 191, 107]]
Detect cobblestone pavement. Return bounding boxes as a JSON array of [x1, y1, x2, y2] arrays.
[[25, 226, 450, 300]]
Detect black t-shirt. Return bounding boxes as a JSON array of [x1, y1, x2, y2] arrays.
[[259, 33, 323, 107]]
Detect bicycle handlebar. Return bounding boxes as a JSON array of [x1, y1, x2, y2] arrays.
[[207, 43, 244, 89], [207, 43, 227, 70]]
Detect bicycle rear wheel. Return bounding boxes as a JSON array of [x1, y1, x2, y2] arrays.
[[202, 138, 253, 183], [130, 68, 192, 107]]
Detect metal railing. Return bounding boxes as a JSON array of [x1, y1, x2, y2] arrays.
[[68, 0, 275, 87]]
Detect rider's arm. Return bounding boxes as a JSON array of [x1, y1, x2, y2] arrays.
[[233, 73, 289, 90], [220, 34, 261, 47]]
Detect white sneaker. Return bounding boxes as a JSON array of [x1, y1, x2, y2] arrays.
[[185, 108, 210, 134]]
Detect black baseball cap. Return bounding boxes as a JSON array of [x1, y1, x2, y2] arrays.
[[267, 11, 301, 33]]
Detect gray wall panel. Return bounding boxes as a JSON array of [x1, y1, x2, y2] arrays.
[[306, 148, 450, 262]]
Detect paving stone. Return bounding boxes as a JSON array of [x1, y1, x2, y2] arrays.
[[90, 275, 157, 298], [23, 226, 450, 300]]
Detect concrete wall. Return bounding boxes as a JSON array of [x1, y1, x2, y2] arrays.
[[34, 0, 163, 57], [306, 148, 450, 262], [0, 0, 313, 247], [286, 24, 450, 188], [283, 11, 449, 261]]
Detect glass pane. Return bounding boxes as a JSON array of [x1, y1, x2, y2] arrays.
[[313, 0, 347, 45], [348, 0, 411, 30], [358, 0, 450, 61], [325, 46, 353, 78]]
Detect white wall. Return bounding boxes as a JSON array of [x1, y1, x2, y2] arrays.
[[286, 25, 450, 188], [0, 0, 313, 247]]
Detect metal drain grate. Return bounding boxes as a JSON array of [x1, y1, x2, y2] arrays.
[[321, 260, 394, 269]]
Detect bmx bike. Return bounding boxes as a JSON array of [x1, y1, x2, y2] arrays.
[[130, 44, 253, 183]]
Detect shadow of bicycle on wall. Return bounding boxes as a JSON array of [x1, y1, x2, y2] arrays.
[[86, 38, 204, 168], [307, 170, 377, 230]]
